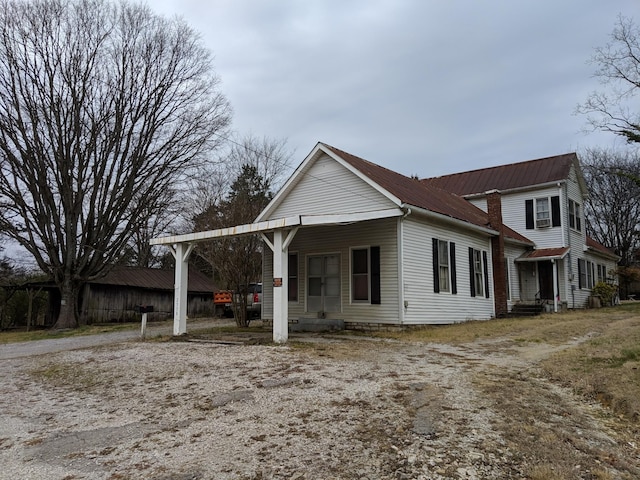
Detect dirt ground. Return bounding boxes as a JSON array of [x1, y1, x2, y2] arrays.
[[0, 326, 638, 480]]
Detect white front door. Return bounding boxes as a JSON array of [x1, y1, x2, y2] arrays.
[[307, 254, 341, 313]]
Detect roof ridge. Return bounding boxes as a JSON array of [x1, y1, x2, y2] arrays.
[[423, 152, 577, 181]]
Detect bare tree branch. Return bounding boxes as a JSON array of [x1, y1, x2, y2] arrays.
[[581, 147, 640, 267], [0, 0, 231, 327], [577, 16, 640, 143]]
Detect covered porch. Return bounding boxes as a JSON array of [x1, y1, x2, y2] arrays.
[[514, 247, 569, 313], [150, 209, 402, 343]]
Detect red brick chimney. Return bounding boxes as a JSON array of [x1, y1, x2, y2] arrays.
[[486, 190, 508, 318]]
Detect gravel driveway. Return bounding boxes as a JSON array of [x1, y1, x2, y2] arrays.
[[0, 323, 638, 479]]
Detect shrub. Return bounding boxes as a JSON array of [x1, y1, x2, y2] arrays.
[[591, 282, 617, 306]]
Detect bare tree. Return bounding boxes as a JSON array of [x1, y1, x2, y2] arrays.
[[190, 135, 293, 326], [578, 15, 640, 144], [0, 0, 231, 328], [226, 133, 294, 191], [193, 165, 271, 327], [581, 148, 640, 267]]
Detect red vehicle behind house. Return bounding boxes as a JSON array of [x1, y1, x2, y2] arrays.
[[213, 283, 262, 319]]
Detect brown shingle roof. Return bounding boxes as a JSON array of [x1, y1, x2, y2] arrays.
[[422, 153, 578, 196], [322, 144, 533, 245], [94, 266, 214, 293]]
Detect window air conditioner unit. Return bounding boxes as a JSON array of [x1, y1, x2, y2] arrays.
[[536, 218, 551, 228]]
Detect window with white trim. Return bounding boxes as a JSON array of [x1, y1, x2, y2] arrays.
[[351, 248, 369, 302], [578, 259, 596, 289], [526, 196, 560, 229], [596, 263, 608, 284], [472, 249, 484, 297], [569, 200, 582, 231], [535, 197, 551, 228], [432, 239, 457, 294], [350, 246, 381, 304]]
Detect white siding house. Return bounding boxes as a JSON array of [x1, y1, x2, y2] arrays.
[[259, 144, 618, 328], [152, 142, 620, 341]]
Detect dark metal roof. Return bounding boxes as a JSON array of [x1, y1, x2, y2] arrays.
[[516, 247, 570, 262], [422, 153, 579, 196], [586, 237, 619, 260], [90, 266, 214, 294], [324, 144, 491, 227], [322, 144, 533, 245]]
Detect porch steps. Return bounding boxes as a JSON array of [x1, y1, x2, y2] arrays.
[[509, 303, 545, 317]]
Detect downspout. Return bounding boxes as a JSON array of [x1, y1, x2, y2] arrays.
[[398, 207, 411, 324], [562, 182, 575, 309], [552, 258, 558, 313]]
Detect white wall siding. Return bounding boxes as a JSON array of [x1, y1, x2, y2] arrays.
[[504, 243, 526, 306], [500, 186, 565, 249], [262, 218, 401, 324], [402, 217, 495, 324], [469, 197, 487, 212], [267, 154, 396, 219]]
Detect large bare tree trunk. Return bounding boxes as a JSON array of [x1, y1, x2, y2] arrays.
[[55, 278, 79, 329]]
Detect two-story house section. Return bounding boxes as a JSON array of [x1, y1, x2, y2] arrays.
[[424, 153, 619, 311], [154, 144, 620, 341]]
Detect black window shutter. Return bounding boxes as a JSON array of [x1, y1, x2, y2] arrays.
[[450, 242, 457, 294], [432, 238, 440, 293], [551, 196, 561, 227], [483, 251, 490, 298], [578, 259, 583, 289], [468, 247, 476, 297], [525, 199, 534, 229], [371, 246, 381, 304]]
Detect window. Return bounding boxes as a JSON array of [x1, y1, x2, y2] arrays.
[[350, 247, 381, 304], [288, 253, 298, 302], [352, 248, 369, 302], [432, 239, 457, 294], [587, 261, 594, 289], [526, 196, 561, 229], [536, 197, 550, 228], [469, 248, 489, 298], [438, 241, 450, 292], [569, 200, 582, 231], [597, 264, 608, 283], [473, 249, 484, 297], [578, 259, 596, 289]]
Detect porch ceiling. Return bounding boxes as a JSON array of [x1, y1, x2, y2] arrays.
[[150, 208, 403, 246], [515, 247, 570, 262]]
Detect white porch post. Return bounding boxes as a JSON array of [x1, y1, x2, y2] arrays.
[[272, 230, 289, 343], [172, 242, 194, 335], [552, 259, 559, 313]]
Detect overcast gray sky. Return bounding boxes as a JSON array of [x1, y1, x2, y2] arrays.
[[153, 1, 638, 178]]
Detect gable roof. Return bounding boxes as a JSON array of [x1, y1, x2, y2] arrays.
[[422, 153, 581, 197], [323, 144, 491, 227], [321, 144, 532, 245]]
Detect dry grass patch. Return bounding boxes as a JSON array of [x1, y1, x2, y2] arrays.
[[474, 368, 639, 479], [540, 313, 640, 423], [382, 303, 640, 345], [0, 322, 139, 344]]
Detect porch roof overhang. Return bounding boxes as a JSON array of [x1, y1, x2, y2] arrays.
[[150, 208, 404, 246], [515, 247, 570, 263]]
